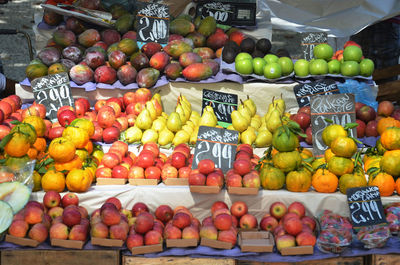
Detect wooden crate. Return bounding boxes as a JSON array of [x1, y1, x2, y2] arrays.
[[123, 256, 236, 265], [1, 249, 120, 265], [370, 254, 400, 265], [237, 256, 365, 265]]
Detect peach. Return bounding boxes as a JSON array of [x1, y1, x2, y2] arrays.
[[28, 223, 48, 242], [50, 222, 69, 239], [69, 224, 87, 241], [217, 230, 237, 245], [163, 224, 182, 239], [24, 206, 44, 225], [182, 226, 199, 240], [144, 230, 162, 245], [8, 220, 29, 238], [110, 223, 128, 240], [127, 233, 144, 248], [91, 222, 109, 238], [134, 212, 154, 234]]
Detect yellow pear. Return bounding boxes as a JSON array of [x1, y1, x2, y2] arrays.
[[231, 110, 248, 132], [240, 127, 256, 145], [190, 110, 200, 120], [250, 117, 261, 129], [185, 120, 196, 129], [141, 129, 158, 144], [152, 93, 162, 105], [179, 94, 191, 109], [125, 126, 142, 143], [238, 104, 251, 122], [158, 127, 174, 146], [182, 124, 194, 135], [190, 126, 199, 145], [161, 112, 168, 119], [273, 97, 286, 114], [182, 103, 191, 122], [200, 109, 217, 127], [173, 130, 190, 146], [151, 118, 166, 132], [266, 109, 282, 133], [136, 109, 152, 130], [226, 125, 235, 130], [145, 101, 157, 120], [157, 115, 167, 123], [167, 112, 182, 133], [254, 130, 272, 147], [243, 96, 257, 117], [176, 104, 187, 124]]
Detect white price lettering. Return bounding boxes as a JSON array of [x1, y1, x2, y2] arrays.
[[222, 144, 232, 168], [212, 143, 222, 168], [138, 17, 152, 42], [35, 90, 48, 105], [350, 202, 366, 224], [370, 200, 382, 219], [208, 10, 228, 22], [195, 141, 210, 165]]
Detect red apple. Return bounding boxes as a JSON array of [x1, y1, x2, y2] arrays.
[[197, 159, 215, 175], [43, 191, 61, 208], [200, 224, 218, 240], [230, 201, 248, 218], [283, 217, 303, 236], [112, 165, 129, 179], [211, 201, 229, 214], [356, 119, 366, 138], [171, 152, 187, 169], [356, 105, 376, 123], [135, 88, 152, 103], [144, 166, 161, 180], [242, 171, 260, 188], [128, 166, 145, 179], [233, 159, 251, 176], [102, 126, 120, 144], [276, 234, 296, 252], [136, 151, 155, 168], [172, 212, 191, 229], [226, 173, 242, 187], [178, 166, 191, 178], [217, 229, 237, 245], [378, 100, 395, 117], [188, 172, 206, 185], [58, 109, 77, 127], [135, 212, 154, 234], [260, 215, 278, 232], [213, 213, 232, 231], [132, 202, 149, 217], [239, 214, 258, 229], [206, 172, 224, 187], [62, 192, 79, 207], [155, 205, 174, 224], [270, 202, 287, 220], [287, 201, 306, 218], [296, 231, 316, 246], [365, 120, 378, 137], [301, 216, 316, 231]]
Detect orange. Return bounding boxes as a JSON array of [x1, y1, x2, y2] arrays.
[[363, 155, 382, 173], [380, 127, 400, 150], [272, 150, 302, 173], [324, 148, 335, 162], [41, 170, 65, 192], [11, 123, 37, 144], [299, 148, 313, 160], [312, 168, 338, 193], [330, 136, 357, 158], [380, 150, 400, 177], [4, 155, 30, 171], [27, 147, 38, 160], [84, 141, 93, 154], [376, 139, 387, 155], [259, 165, 285, 190], [23, 115, 46, 137], [395, 178, 400, 195], [377, 117, 400, 135], [272, 126, 299, 152], [339, 173, 367, 194], [286, 167, 312, 192], [70, 118, 95, 138], [322, 124, 347, 147], [327, 156, 354, 177], [54, 155, 83, 172], [4, 132, 30, 157], [48, 137, 76, 163], [33, 137, 47, 152], [369, 172, 395, 196], [66, 169, 91, 192], [311, 158, 326, 172], [75, 149, 89, 162], [32, 170, 41, 192], [62, 126, 89, 149]]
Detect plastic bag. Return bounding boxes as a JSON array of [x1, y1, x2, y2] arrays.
[[0, 160, 36, 190], [357, 225, 390, 249], [337, 79, 378, 111]]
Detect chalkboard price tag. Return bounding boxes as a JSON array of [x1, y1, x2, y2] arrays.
[[301, 32, 328, 60], [136, 2, 169, 44], [294, 79, 339, 107], [310, 93, 356, 157], [347, 186, 387, 228], [31, 72, 74, 122], [192, 126, 239, 173], [200, 2, 233, 25], [201, 89, 238, 128]]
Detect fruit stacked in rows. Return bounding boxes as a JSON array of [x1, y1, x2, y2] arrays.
[[189, 159, 224, 187], [161, 205, 200, 241], [90, 198, 130, 241], [261, 201, 317, 252], [126, 202, 163, 249], [48, 192, 90, 242], [200, 202, 238, 245], [294, 41, 374, 77], [229, 201, 258, 229], [225, 144, 260, 189], [161, 143, 192, 181], [317, 210, 352, 253]]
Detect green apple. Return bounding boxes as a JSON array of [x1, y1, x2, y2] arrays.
[[309, 59, 328, 75], [235, 52, 252, 64], [294, 59, 310, 76], [343, 46, 363, 62], [341, 61, 360, 76], [359, 58, 374, 77], [278, 57, 294, 76], [328, 59, 341, 74], [235, 59, 253, 75], [253, 58, 267, 75], [263, 54, 279, 64], [313, 43, 333, 61], [263, 63, 282, 79]]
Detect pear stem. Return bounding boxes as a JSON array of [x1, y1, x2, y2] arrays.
[[240, 99, 244, 105], [247, 95, 250, 100]]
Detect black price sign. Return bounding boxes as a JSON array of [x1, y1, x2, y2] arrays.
[[136, 2, 169, 44], [202, 89, 238, 128], [301, 32, 328, 60], [294, 79, 339, 107], [200, 2, 233, 25], [31, 72, 74, 122], [192, 126, 239, 173], [310, 93, 356, 157], [347, 186, 387, 228]]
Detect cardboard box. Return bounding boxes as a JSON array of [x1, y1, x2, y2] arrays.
[[166, 238, 198, 248], [200, 237, 233, 250], [280, 245, 314, 256], [130, 243, 163, 255], [227, 187, 259, 195], [91, 237, 124, 247], [5, 234, 40, 247], [164, 178, 189, 186], [129, 179, 159, 186], [238, 231, 274, 252], [189, 185, 221, 194], [50, 238, 86, 249], [96, 178, 127, 185]]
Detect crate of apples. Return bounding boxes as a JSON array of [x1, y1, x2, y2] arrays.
[[226, 144, 260, 195], [260, 201, 316, 255], [47, 192, 89, 249], [126, 202, 163, 255], [189, 159, 224, 194], [161, 205, 200, 247], [162, 144, 192, 186]]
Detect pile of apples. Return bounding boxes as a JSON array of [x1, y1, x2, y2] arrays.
[[48, 192, 90, 242], [161, 205, 200, 241], [225, 144, 260, 188], [161, 143, 193, 181], [189, 159, 224, 187], [259, 201, 317, 252], [355, 100, 400, 138]]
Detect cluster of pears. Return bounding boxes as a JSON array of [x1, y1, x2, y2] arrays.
[[228, 96, 288, 147], [124, 94, 202, 147]]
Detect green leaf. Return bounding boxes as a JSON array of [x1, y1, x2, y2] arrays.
[[303, 157, 315, 164], [303, 163, 314, 173], [367, 167, 379, 176], [344, 122, 359, 130], [349, 136, 363, 145], [324, 118, 333, 124], [10, 120, 20, 125], [298, 133, 307, 138], [284, 125, 290, 137], [0, 159, 6, 165], [288, 121, 301, 130], [43, 158, 54, 166], [0, 132, 14, 150], [316, 163, 327, 170], [38, 167, 47, 174]]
